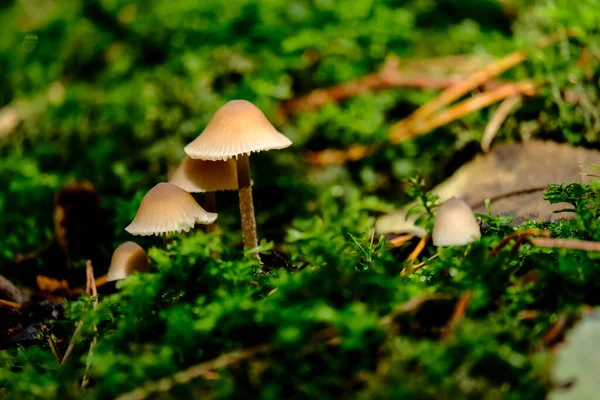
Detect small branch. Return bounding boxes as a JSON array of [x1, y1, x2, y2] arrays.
[[304, 144, 375, 166], [0, 298, 21, 310], [442, 290, 472, 340], [41, 324, 63, 363], [401, 254, 439, 276], [61, 319, 84, 365], [489, 229, 550, 258], [81, 260, 99, 388], [388, 234, 415, 248], [115, 345, 271, 400], [401, 29, 577, 124], [389, 81, 535, 143], [481, 95, 522, 152], [529, 237, 600, 252], [279, 56, 478, 117]]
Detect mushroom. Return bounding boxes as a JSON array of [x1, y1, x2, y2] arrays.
[[184, 99, 292, 255], [432, 198, 481, 247], [168, 156, 238, 232], [106, 241, 149, 282], [125, 182, 217, 238]]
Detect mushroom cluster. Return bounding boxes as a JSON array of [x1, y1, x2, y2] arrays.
[[124, 99, 292, 258]]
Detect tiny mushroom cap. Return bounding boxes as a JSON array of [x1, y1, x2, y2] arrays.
[[125, 182, 217, 236], [184, 99, 292, 161], [432, 198, 481, 247], [168, 156, 238, 193], [106, 241, 149, 282]]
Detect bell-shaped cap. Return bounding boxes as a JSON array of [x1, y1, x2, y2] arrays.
[[169, 156, 238, 193], [184, 100, 292, 161], [432, 198, 481, 246], [125, 182, 217, 236], [106, 241, 149, 282]]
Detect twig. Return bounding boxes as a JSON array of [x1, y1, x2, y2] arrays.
[[489, 229, 550, 258], [407, 233, 430, 263], [304, 144, 375, 166], [61, 319, 84, 365], [115, 345, 271, 400], [529, 237, 600, 252], [41, 324, 63, 363], [279, 55, 498, 117], [389, 81, 535, 143], [442, 290, 472, 340], [388, 234, 415, 248], [81, 260, 99, 389], [542, 313, 568, 347], [399, 29, 576, 124], [481, 95, 522, 152], [0, 298, 21, 310], [401, 254, 439, 276]]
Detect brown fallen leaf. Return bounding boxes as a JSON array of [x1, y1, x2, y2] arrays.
[[376, 141, 600, 236]]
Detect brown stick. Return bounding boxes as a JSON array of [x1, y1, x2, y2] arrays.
[[402, 30, 575, 124], [529, 237, 600, 252], [0, 298, 21, 310], [279, 55, 499, 117], [115, 345, 270, 400], [236, 153, 260, 260], [41, 324, 62, 363], [389, 82, 535, 143], [82, 260, 99, 388], [481, 95, 522, 152], [489, 229, 550, 258], [442, 290, 472, 340]]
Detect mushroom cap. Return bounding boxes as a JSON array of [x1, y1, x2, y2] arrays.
[[184, 100, 292, 161], [125, 182, 217, 236], [106, 241, 149, 282], [432, 198, 481, 247], [168, 156, 238, 193]]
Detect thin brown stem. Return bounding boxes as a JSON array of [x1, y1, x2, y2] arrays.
[[41, 325, 62, 363], [236, 153, 260, 260], [204, 192, 217, 233], [82, 261, 99, 388], [115, 345, 270, 400]]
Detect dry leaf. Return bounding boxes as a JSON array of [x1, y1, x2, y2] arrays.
[[377, 141, 600, 236]]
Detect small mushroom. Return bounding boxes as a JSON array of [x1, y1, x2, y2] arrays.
[[184, 100, 292, 255], [168, 156, 238, 232], [125, 182, 217, 237], [432, 198, 481, 247], [106, 242, 149, 282]]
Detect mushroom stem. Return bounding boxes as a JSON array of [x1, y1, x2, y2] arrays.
[[204, 192, 217, 233], [236, 153, 260, 259]]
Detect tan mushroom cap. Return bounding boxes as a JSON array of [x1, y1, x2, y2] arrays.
[[184, 100, 292, 161], [125, 182, 217, 236], [106, 241, 149, 282], [432, 198, 481, 247], [168, 156, 238, 193]]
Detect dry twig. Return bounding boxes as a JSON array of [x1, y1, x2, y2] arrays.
[[529, 237, 600, 252], [481, 95, 522, 152], [81, 260, 99, 388], [442, 291, 472, 340], [115, 345, 271, 400]]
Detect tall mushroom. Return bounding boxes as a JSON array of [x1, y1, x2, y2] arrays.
[[106, 241, 149, 282], [184, 100, 292, 256], [168, 156, 238, 232], [125, 182, 217, 241]]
